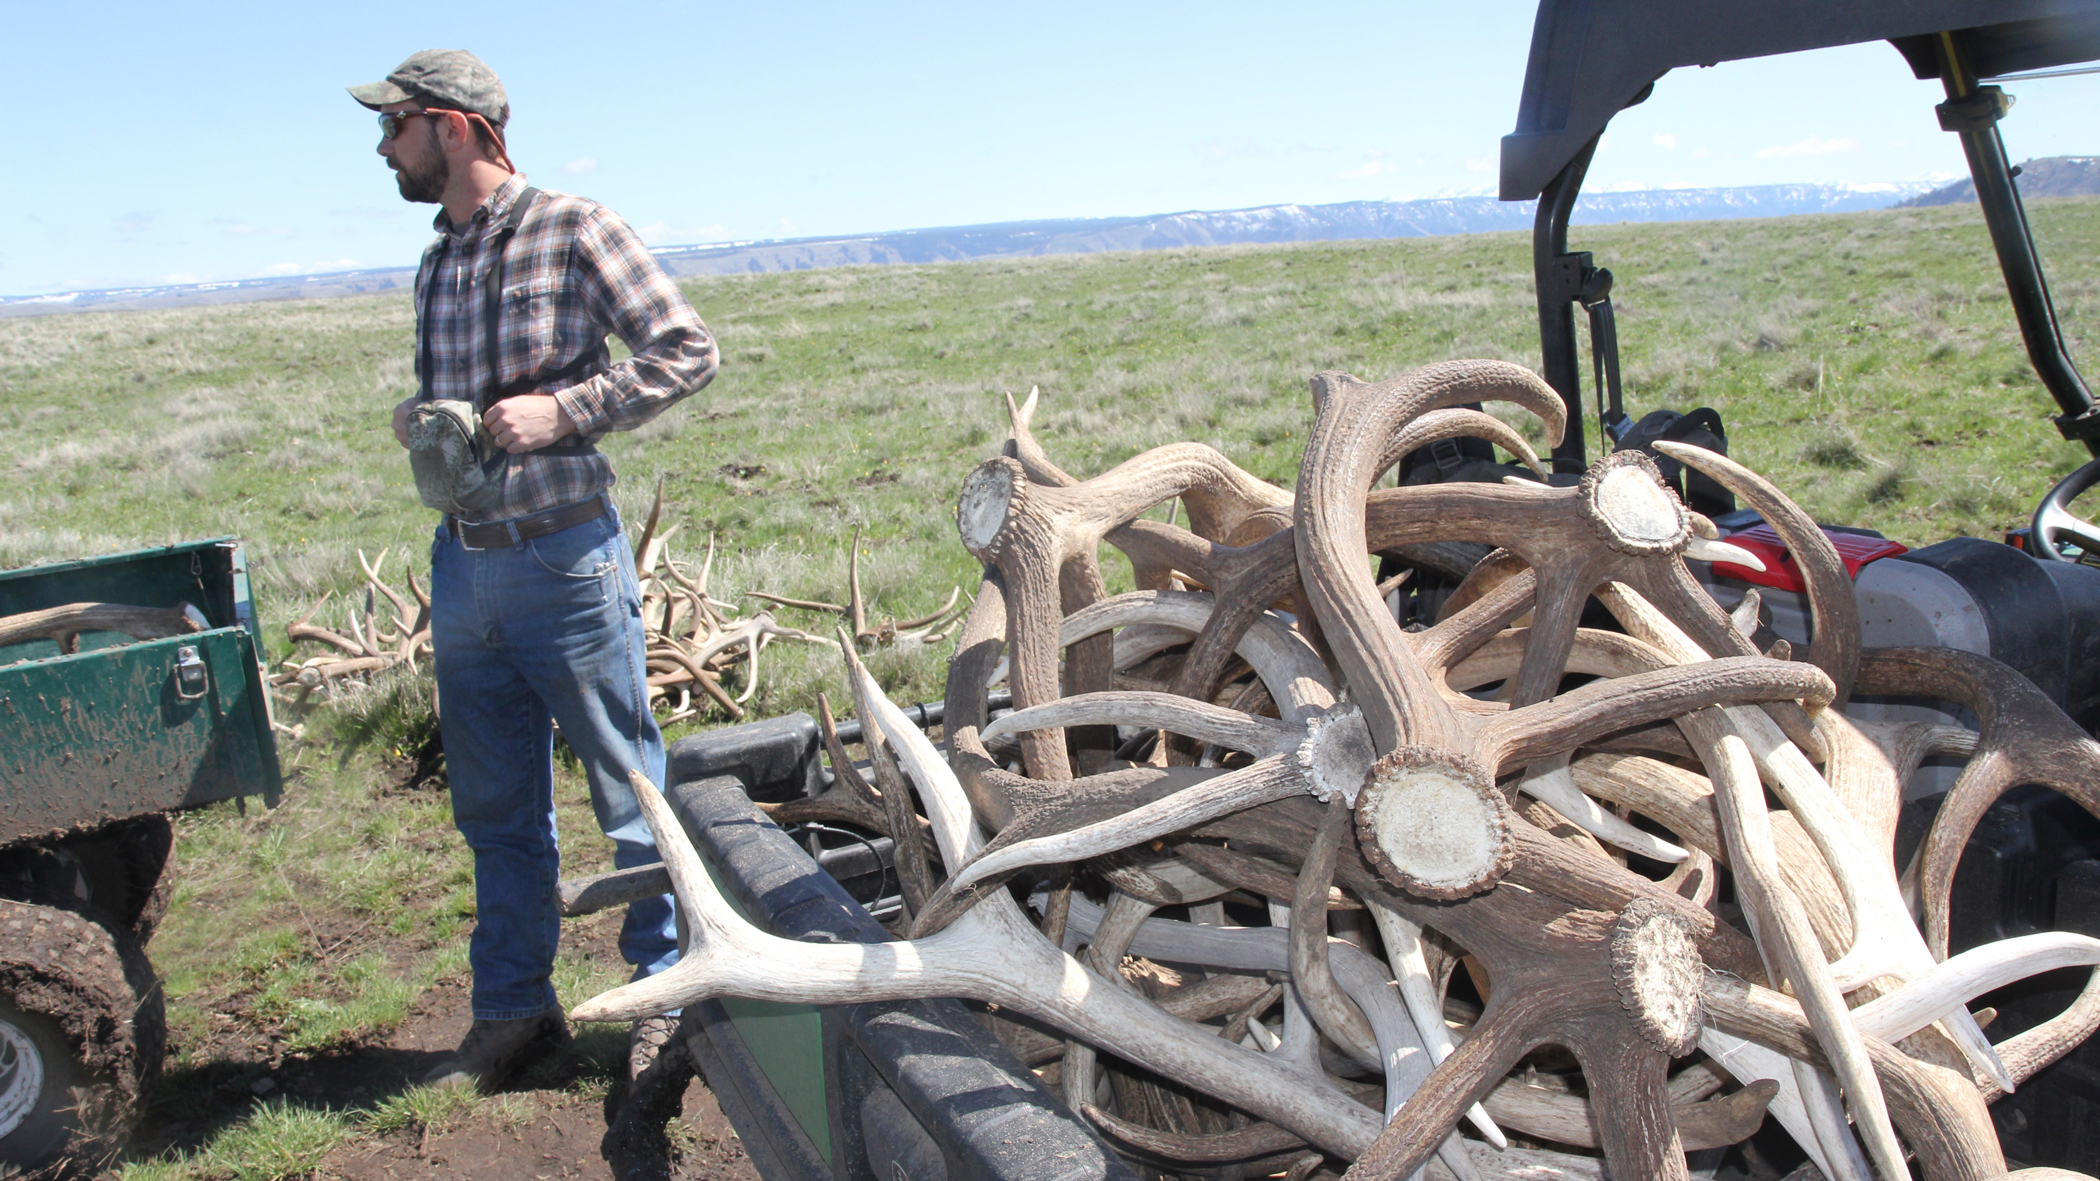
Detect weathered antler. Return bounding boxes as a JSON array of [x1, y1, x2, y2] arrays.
[[1856, 645, 2100, 960]]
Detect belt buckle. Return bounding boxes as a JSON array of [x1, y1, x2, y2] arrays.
[[453, 516, 492, 552]]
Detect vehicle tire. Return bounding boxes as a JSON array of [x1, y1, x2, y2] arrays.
[[0, 899, 164, 1176], [0, 814, 176, 944], [106, 816, 176, 945]]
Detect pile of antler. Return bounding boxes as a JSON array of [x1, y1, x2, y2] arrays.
[[269, 492, 964, 721], [271, 548, 431, 703], [628, 493, 960, 724], [625, 497, 815, 724], [577, 362, 2100, 1181]]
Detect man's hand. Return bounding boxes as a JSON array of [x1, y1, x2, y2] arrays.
[[392, 395, 422, 448], [483, 395, 577, 454]]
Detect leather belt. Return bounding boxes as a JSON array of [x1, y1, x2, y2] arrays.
[[449, 497, 607, 549]]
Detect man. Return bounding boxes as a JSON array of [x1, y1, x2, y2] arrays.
[[349, 49, 717, 1088]]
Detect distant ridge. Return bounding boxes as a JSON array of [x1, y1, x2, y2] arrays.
[[1896, 155, 2100, 207], [1, 181, 1932, 318]]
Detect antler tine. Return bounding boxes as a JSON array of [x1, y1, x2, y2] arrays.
[[1684, 718, 1909, 1181], [632, 472, 666, 564], [1055, 889, 1482, 1180], [958, 440, 1314, 778], [1858, 645, 2100, 962], [582, 729, 1400, 1162], [734, 628, 765, 705], [1378, 406, 1551, 481], [1703, 973, 2008, 1181], [345, 603, 381, 659], [1290, 795, 1383, 1075], [1850, 931, 2100, 1047], [818, 692, 881, 808], [920, 743, 1307, 931], [287, 591, 368, 658], [1060, 889, 1157, 1113], [846, 524, 871, 643], [638, 522, 679, 580], [1060, 590, 1335, 724], [980, 690, 1301, 759], [942, 571, 1010, 821], [1601, 580, 2014, 1093], [1105, 519, 1301, 714], [739, 584, 835, 605], [1004, 385, 1079, 487], [1475, 653, 1834, 772], [1299, 374, 1489, 741], [1010, 385, 1293, 542], [1656, 441, 1862, 706], [839, 633, 934, 919], [363, 553, 417, 637], [892, 585, 962, 631]]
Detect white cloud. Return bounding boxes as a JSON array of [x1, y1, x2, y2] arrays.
[[261, 259, 363, 277], [1463, 154, 1496, 173], [1756, 135, 1860, 158], [634, 221, 733, 245], [1339, 150, 1394, 179], [115, 212, 152, 234], [1653, 133, 1678, 150], [779, 218, 798, 235], [559, 156, 599, 175]]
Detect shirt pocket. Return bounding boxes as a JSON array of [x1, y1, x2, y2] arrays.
[[501, 279, 561, 365]]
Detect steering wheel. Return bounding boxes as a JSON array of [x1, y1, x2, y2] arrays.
[[2031, 455, 2100, 561]]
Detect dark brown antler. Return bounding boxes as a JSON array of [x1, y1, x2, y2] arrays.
[[1857, 645, 2100, 959]]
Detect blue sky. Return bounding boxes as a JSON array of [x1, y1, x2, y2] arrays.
[[3, 2, 2095, 295]]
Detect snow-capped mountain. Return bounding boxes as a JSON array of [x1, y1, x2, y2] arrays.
[[1, 182, 1939, 317]]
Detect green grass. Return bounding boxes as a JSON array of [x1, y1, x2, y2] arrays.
[[6, 198, 2095, 664], [6, 197, 2096, 1178], [11, 205, 2100, 624], [121, 1099, 357, 1181]]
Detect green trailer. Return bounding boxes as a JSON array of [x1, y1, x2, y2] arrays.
[[0, 538, 282, 1173]]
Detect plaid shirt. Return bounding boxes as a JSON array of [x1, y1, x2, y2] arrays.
[[414, 173, 716, 520]]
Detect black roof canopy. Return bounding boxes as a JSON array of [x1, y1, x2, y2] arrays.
[[1500, 0, 2100, 202]]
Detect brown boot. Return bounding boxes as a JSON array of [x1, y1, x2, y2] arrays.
[[424, 1008, 570, 1090], [628, 1014, 683, 1081]]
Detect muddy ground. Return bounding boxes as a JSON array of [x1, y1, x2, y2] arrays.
[[122, 907, 761, 1180]]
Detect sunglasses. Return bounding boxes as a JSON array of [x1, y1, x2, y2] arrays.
[[377, 108, 455, 141]]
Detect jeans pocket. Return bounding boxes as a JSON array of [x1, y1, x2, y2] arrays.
[[527, 516, 618, 584]]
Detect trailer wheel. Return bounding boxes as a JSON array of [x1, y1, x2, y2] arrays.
[[0, 899, 163, 1176], [0, 814, 176, 944]]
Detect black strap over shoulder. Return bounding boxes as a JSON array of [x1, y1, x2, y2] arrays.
[[416, 186, 599, 454], [479, 185, 543, 396]]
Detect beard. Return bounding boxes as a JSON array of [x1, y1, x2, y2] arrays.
[[393, 150, 449, 204]]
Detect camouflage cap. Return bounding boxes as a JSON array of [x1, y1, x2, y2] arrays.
[[347, 49, 509, 129]]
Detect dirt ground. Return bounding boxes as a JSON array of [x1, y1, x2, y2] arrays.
[[123, 908, 762, 1181]]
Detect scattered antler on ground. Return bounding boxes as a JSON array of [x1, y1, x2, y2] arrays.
[[270, 547, 431, 703], [579, 366, 2100, 1181], [271, 485, 978, 723]]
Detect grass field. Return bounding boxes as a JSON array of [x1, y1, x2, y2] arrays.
[[1, 197, 2096, 1177]]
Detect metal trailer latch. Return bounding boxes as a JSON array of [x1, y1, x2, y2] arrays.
[[174, 646, 208, 700]]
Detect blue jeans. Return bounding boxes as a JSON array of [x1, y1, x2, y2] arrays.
[[429, 502, 678, 1021]]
